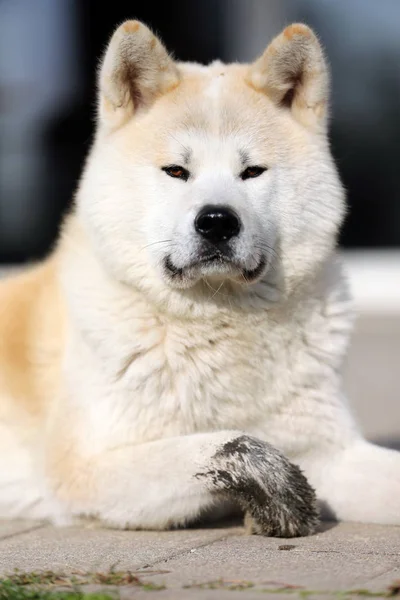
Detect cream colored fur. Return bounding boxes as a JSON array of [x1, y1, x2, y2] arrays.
[[0, 20, 399, 532]]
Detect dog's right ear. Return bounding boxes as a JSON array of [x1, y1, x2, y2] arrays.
[[247, 24, 329, 133], [98, 21, 180, 130]]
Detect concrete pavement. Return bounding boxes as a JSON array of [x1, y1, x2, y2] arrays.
[[0, 519, 399, 598]]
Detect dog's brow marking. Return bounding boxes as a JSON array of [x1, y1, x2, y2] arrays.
[[167, 132, 192, 166], [182, 147, 192, 166], [239, 149, 250, 166]]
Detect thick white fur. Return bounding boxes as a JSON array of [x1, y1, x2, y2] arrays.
[[0, 20, 399, 531]]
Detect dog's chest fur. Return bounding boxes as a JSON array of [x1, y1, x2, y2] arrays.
[[64, 264, 347, 451], [110, 309, 292, 434]]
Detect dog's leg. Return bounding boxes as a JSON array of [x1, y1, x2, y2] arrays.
[[301, 439, 400, 525], [48, 431, 318, 537]]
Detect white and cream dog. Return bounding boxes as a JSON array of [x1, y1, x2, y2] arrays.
[[0, 20, 399, 536]]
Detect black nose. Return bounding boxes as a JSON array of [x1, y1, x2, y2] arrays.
[[195, 205, 241, 243]]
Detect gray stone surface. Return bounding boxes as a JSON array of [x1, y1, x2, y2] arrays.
[[356, 567, 400, 593], [0, 523, 240, 574], [129, 592, 302, 600], [0, 522, 398, 598], [140, 524, 400, 591], [0, 520, 44, 541]]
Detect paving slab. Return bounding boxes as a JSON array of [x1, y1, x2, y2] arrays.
[[129, 592, 379, 600], [142, 541, 398, 591], [65, 588, 327, 600], [249, 521, 400, 555], [129, 592, 305, 600], [0, 522, 398, 599], [0, 523, 241, 574], [353, 566, 400, 593], [135, 523, 400, 591], [0, 519, 44, 541]]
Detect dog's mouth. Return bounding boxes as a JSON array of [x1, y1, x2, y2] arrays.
[[164, 252, 267, 286]]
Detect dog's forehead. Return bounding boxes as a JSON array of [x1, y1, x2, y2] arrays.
[[177, 59, 232, 79], [163, 61, 281, 136], [123, 60, 304, 164], [152, 62, 296, 160], [177, 61, 253, 112]]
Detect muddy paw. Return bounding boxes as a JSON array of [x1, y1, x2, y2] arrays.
[[197, 435, 319, 537]]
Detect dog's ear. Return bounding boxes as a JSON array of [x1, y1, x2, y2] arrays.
[[247, 24, 329, 133], [98, 20, 180, 130]]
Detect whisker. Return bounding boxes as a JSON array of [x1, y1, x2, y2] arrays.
[[253, 239, 284, 274], [203, 278, 218, 301], [239, 271, 250, 286], [167, 132, 191, 157], [254, 236, 296, 273], [139, 240, 174, 253], [254, 240, 280, 259], [211, 280, 225, 300], [203, 278, 232, 299]]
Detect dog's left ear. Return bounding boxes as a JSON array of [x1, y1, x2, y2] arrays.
[[247, 24, 329, 133], [98, 20, 180, 130]]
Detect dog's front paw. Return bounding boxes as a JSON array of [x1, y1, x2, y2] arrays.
[[196, 435, 319, 537]]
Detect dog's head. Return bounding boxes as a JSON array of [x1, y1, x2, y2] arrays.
[[77, 21, 344, 301]]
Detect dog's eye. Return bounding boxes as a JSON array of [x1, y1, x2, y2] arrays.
[[162, 165, 190, 181], [240, 166, 267, 180]]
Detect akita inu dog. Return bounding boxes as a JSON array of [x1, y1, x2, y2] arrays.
[[0, 20, 399, 537]]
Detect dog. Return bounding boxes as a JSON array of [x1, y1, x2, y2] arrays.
[[0, 20, 399, 537]]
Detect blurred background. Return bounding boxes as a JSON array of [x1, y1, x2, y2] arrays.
[[0, 0, 399, 444]]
